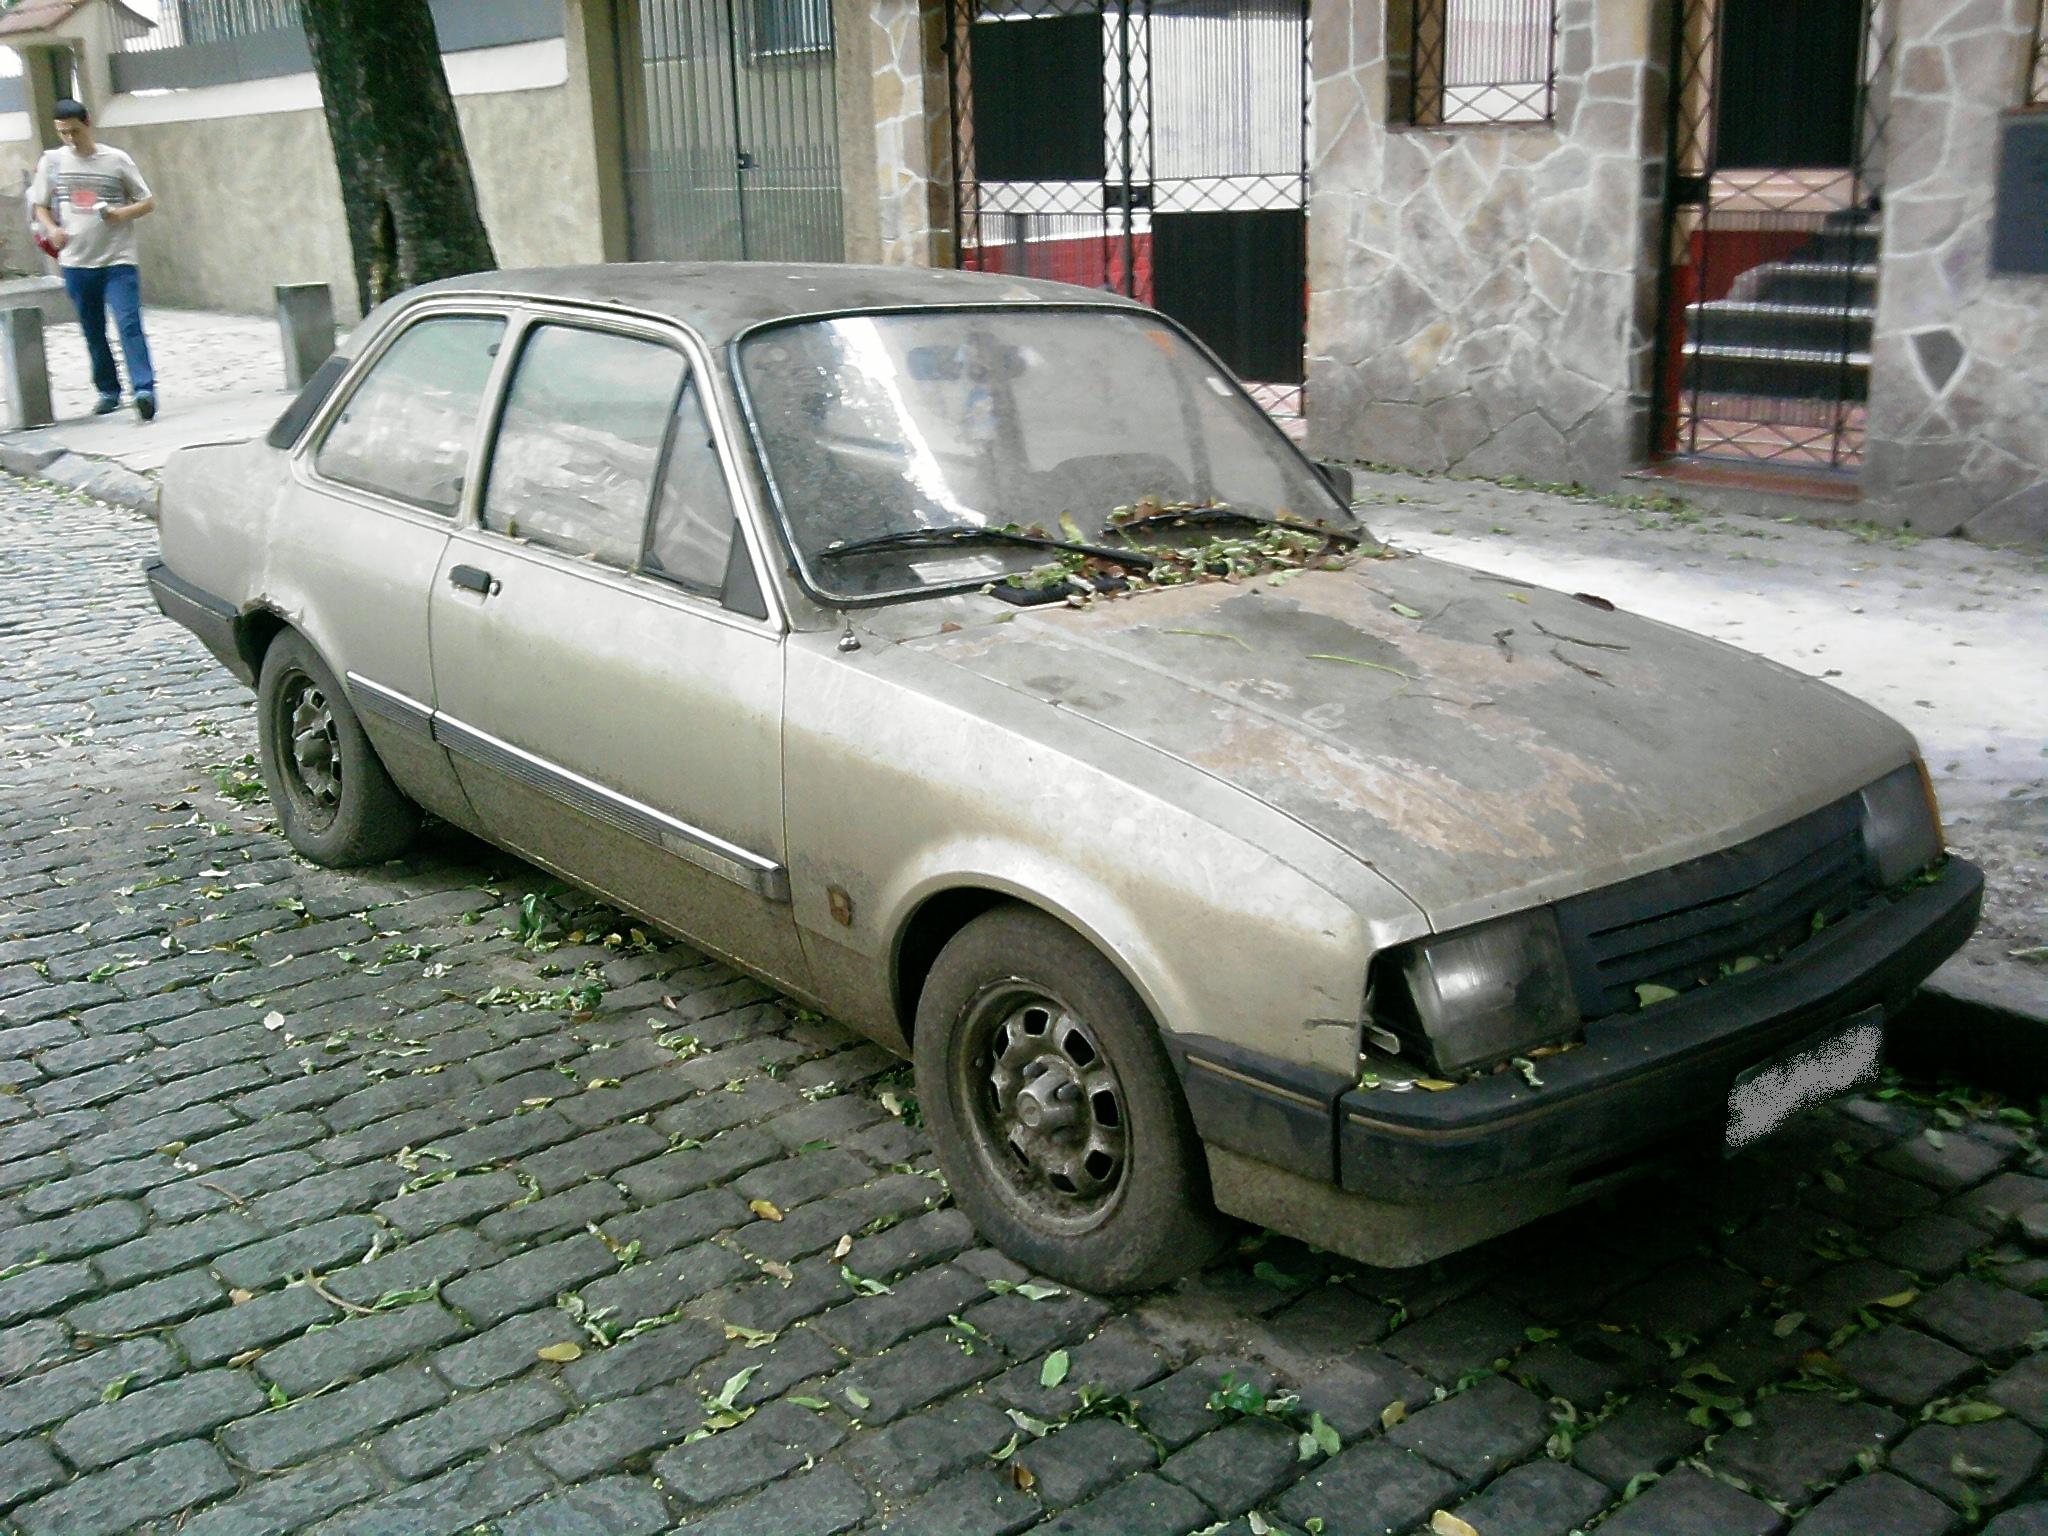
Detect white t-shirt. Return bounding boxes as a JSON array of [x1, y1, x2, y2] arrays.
[[27, 144, 152, 269]]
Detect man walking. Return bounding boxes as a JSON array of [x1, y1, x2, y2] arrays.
[[28, 100, 158, 421]]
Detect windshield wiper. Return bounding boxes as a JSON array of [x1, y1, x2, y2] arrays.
[[1110, 503, 1362, 546], [820, 522, 1155, 569]]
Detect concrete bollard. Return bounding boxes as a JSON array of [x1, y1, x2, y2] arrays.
[[0, 305, 54, 431], [276, 283, 336, 391]]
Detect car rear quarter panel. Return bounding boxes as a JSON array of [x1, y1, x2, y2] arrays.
[[156, 439, 291, 631], [781, 631, 1428, 1077]]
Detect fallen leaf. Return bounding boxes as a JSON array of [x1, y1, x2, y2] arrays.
[[748, 1199, 784, 1222], [1308, 653, 1412, 679], [1008, 1461, 1037, 1492], [1872, 1290, 1919, 1308], [844, 1384, 872, 1411], [1381, 1400, 1408, 1430], [1935, 1400, 2007, 1424], [1772, 1312, 1806, 1337], [228, 1288, 255, 1305], [759, 1258, 795, 1283], [1414, 1078, 1457, 1092], [1390, 601, 1424, 619], [537, 1342, 583, 1363], [1431, 1513, 1480, 1536], [1040, 1349, 1070, 1388], [832, 1234, 853, 1260], [227, 1349, 262, 1368], [1635, 983, 1679, 1007]]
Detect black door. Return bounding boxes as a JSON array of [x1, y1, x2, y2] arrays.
[[1714, 0, 1865, 168]]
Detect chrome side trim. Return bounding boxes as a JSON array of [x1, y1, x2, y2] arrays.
[[430, 712, 791, 904], [345, 673, 436, 736]]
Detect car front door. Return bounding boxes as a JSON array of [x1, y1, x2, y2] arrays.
[[425, 313, 805, 987], [273, 305, 510, 831]]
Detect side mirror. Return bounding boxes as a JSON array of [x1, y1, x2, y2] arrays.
[[1316, 461, 1354, 505]]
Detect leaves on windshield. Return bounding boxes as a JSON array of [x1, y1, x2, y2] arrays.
[[999, 498, 1393, 608]]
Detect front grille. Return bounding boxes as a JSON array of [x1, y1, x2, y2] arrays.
[[1554, 795, 1874, 1019]]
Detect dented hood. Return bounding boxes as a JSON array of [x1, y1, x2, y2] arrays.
[[896, 557, 1915, 929]]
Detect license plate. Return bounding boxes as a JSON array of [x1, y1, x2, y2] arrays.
[[1726, 1009, 1884, 1152]]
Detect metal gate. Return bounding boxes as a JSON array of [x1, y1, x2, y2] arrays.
[[1652, 0, 1893, 471], [946, 0, 1311, 418], [615, 0, 845, 263]]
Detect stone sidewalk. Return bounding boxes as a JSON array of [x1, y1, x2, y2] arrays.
[[0, 306, 291, 507], [6, 457, 2048, 1529]]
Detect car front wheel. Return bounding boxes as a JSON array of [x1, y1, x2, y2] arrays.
[[913, 905, 1230, 1292], [255, 631, 417, 866]]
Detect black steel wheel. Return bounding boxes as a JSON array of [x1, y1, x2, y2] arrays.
[[914, 905, 1229, 1292], [256, 630, 418, 866]]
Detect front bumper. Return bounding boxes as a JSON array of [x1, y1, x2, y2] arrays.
[[145, 559, 253, 684], [1180, 857, 1983, 1203]]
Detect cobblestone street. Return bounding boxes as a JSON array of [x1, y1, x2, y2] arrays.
[[4, 476, 2048, 1536]]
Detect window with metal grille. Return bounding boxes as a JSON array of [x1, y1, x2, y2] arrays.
[[750, 0, 833, 58], [2029, 0, 2048, 103], [1405, 0, 1558, 127]]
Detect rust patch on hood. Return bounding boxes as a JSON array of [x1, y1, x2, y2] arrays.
[[1186, 714, 1599, 859]]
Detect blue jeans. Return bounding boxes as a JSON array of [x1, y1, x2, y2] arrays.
[[61, 263, 155, 401]]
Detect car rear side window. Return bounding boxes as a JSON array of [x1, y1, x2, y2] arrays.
[[482, 324, 686, 568], [643, 378, 738, 597], [313, 315, 505, 515]]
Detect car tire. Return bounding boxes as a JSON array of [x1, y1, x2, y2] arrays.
[[255, 630, 417, 867], [913, 905, 1230, 1292]]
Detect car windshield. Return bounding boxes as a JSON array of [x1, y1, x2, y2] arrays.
[[737, 307, 1355, 602]]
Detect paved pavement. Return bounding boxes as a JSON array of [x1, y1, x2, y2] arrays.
[[6, 467, 2048, 1532], [0, 307, 290, 505]]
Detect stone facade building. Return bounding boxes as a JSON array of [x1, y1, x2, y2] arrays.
[[1303, 0, 2048, 544], [3, 0, 2042, 545]]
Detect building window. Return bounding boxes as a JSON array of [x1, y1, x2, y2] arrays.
[[2030, 0, 2047, 103], [1406, 0, 1558, 126], [750, 0, 833, 58]]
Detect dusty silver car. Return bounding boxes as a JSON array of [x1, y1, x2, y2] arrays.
[[148, 264, 1981, 1291]]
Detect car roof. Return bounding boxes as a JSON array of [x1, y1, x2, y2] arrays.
[[394, 262, 1145, 346]]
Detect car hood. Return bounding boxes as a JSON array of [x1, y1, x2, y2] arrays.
[[887, 556, 1915, 929]]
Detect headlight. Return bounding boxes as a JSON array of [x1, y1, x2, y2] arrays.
[[1381, 908, 1580, 1074], [1860, 760, 1943, 888]]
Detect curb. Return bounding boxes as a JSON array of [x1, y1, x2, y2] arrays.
[[1894, 958, 2048, 1095], [0, 445, 157, 516]]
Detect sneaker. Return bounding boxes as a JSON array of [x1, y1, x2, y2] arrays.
[[92, 395, 119, 415], [134, 392, 156, 422]]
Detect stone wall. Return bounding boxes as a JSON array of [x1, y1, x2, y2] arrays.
[[1862, 0, 2048, 545], [1304, 0, 1670, 484]]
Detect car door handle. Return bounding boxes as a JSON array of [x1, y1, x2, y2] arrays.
[[449, 564, 497, 596]]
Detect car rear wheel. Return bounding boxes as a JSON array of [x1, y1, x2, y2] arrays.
[[256, 631, 417, 866], [913, 905, 1229, 1292]]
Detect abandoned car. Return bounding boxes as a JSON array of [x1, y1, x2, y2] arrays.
[[147, 264, 1982, 1291]]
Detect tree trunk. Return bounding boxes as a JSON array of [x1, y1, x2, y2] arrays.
[[298, 0, 498, 312]]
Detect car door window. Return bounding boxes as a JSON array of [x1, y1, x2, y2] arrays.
[[644, 378, 739, 598], [314, 315, 505, 515], [482, 324, 687, 568]]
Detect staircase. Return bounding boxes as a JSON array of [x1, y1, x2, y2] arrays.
[[1681, 211, 1877, 404]]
